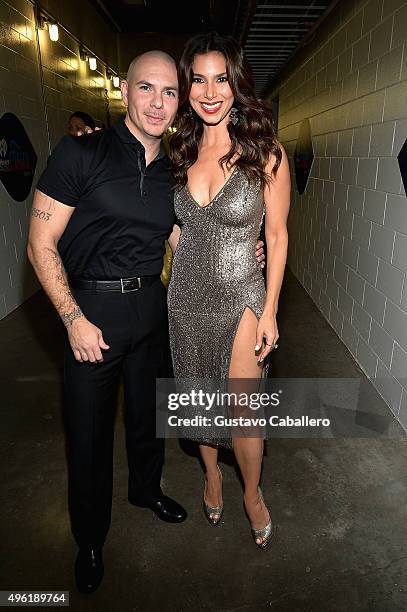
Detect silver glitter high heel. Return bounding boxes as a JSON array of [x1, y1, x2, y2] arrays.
[[203, 465, 223, 526], [248, 487, 273, 550]]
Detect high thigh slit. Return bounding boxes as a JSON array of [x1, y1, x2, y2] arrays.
[[167, 167, 267, 448]]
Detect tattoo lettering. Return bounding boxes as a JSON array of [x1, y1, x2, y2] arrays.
[[61, 307, 83, 326], [31, 207, 52, 221]]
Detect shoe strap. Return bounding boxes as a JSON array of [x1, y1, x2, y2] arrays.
[[251, 519, 272, 539], [205, 503, 223, 513]]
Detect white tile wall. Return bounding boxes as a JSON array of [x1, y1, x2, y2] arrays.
[[267, 0, 407, 428], [0, 0, 125, 319]]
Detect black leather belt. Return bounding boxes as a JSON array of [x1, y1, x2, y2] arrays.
[[69, 275, 160, 293]]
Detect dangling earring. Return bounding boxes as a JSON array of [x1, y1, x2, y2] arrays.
[[229, 107, 239, 125]]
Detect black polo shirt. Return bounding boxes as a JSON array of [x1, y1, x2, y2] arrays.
[[36, 116, 176, 279]]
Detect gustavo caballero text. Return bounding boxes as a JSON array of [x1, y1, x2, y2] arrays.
[[167, 415, 330, 427]]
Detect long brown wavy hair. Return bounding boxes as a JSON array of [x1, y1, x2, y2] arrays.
[[170, 32, 282, 188]]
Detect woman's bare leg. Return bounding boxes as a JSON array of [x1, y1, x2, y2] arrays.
[[229, 307, 270, 544], [199, 443, 222, 521]]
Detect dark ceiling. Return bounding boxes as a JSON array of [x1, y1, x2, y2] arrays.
[[92, 0, 238, 35], [92, 0, 337, 93]]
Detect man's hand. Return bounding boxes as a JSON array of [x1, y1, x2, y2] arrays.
[[67, 317, 110, 362], [255, 239, 266, 269]]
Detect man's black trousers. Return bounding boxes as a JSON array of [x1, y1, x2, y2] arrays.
[[63, 278, 170, 548]]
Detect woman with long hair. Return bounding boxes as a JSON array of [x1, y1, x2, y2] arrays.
[[167, 32, 291, 548]]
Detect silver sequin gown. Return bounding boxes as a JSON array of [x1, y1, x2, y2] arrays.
[[167, 167, 267, 447]]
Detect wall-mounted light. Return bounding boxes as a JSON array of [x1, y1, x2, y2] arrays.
[[38, 14, 59, 41], [48, 23, 59, 41], [79, 47, 88, 62], [89, 57, 97, 71], [105, 70, 120, 88]]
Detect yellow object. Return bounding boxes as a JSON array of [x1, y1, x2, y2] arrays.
[[161, 240, 173, 287]]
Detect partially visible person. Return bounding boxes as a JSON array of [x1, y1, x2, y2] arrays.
[[67, 111, 97, 136]]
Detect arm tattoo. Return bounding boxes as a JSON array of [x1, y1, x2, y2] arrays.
[[61, 306, 83, 326], [30, 193, 83, 326], [41, 247, 84, 327], [31, 207, 52, 221]]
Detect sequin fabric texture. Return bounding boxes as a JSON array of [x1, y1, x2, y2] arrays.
[[167, 167, 267, 447]]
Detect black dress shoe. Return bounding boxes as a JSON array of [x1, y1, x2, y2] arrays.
[[75, 547, 104, 594], [130, 495, 187, 523]]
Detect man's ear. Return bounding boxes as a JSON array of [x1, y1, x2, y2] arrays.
[[120, 80, 129, 107]]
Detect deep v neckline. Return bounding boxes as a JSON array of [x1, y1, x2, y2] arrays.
[[186, 167, 238, 209]]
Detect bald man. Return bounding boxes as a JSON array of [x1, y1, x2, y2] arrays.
[[27, 51, 186, 593]]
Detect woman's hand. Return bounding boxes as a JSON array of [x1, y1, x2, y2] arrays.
[[168, 224, 181, 253], [255, 312, 279, 364], [255, 239, 266, 269]]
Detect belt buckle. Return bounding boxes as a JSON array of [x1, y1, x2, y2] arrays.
[[120, 276, 142, 293]]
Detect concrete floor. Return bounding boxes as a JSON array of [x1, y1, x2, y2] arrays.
[[1, 267, 407, 612]]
